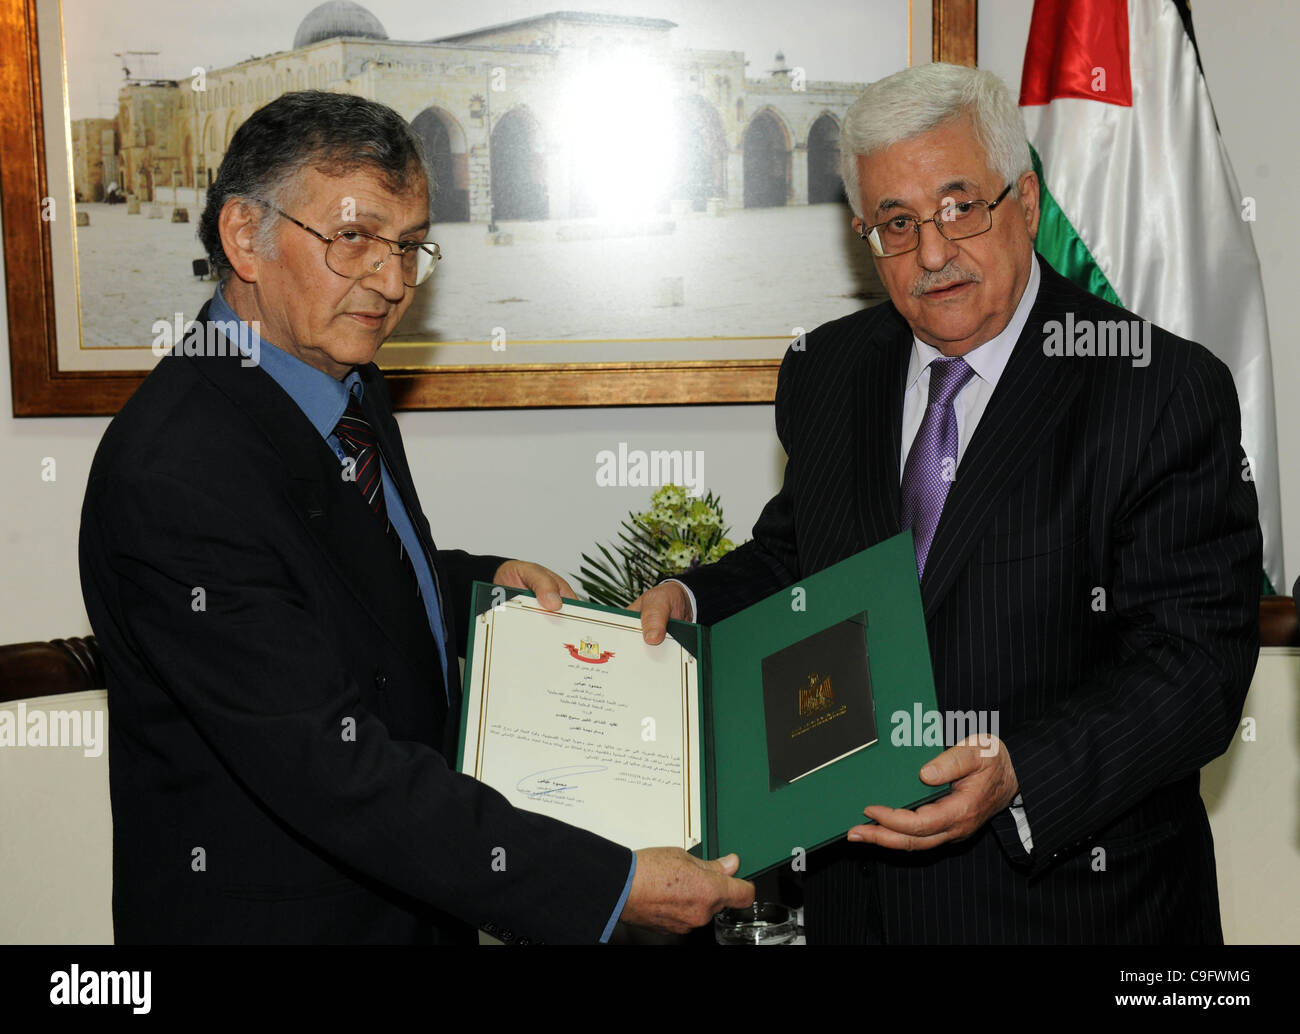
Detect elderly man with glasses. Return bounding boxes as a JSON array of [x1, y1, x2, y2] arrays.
[[637, 63, 1260, 944], [80, 91, 751, 945]]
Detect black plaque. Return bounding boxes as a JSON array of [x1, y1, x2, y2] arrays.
[[761, 614, 878, 789]]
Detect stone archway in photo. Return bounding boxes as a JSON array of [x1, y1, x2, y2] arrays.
[[743, 109, 791, 208], [672, 95, 727, 211], [806, 113, 845, 205], [411, 107, 469, 223], [490, 107, 548, 222]]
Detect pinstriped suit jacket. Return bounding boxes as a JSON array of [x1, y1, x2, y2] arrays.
[[682, 256, 1261, 943]]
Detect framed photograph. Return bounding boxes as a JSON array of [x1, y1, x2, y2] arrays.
[[3, 0, 976, 415]]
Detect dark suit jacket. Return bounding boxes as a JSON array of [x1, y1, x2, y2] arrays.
[[682, 256, 1261, 944], [79, 303, 632, 944]]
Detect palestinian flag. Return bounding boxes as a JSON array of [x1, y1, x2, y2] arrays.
[[1020, 0, 1282, 590]]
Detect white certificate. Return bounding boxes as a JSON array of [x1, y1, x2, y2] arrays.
[[461, 595, 701, 852]]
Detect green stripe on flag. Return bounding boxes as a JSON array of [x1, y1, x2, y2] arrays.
[[1030, 145, 1124, 307]]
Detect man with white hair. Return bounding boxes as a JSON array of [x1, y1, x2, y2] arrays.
[[637, 63, 1260, 943]]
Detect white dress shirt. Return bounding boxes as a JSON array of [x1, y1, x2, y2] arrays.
[[900, 253, 1041, 477], [901, 254, 1040, 854]]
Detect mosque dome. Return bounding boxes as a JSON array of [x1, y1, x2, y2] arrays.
[[293, 1, 389, 50]]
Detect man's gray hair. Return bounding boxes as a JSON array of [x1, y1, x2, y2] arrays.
[[839, 63, 1032, 218], [198, 91, 433, 279]]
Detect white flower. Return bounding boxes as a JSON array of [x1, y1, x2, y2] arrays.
[[688, 499, 722, 528], [652, 484, 688, 512], [663, 540, 695, 574]]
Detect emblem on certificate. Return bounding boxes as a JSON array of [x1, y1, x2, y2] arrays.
[[563, 638, 615, 664]]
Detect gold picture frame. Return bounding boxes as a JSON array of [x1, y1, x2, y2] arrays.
[[2, 0, 976, 415]]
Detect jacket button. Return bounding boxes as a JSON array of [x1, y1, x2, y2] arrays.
[[374, 672, 388, 690]]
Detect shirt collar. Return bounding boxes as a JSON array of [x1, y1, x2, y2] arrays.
[[905, 252, 1041, 392], [210, 281, 363, 438]]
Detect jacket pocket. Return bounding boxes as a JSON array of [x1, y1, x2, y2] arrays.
[[978, 528, 1085, 564]]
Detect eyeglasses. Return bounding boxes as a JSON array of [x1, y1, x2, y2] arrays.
[[255, 201, 441, 287], [860, 183, 1014, 258]]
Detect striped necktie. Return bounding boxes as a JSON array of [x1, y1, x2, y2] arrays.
[[333, 394, 422, 599], [900, 356, 975, 577]]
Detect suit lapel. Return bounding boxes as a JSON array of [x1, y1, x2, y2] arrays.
[[187, 311, 441, 691], [854, 312, 911, 549], [919, 259, 1085, 617], [357, 364, 463, 708]]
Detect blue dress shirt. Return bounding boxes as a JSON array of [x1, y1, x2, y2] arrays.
[[210, 285, 450, 682]]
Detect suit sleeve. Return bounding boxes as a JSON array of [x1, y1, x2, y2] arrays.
[[680, 345, 804, 621], [82, 469, 633, 943], [434, 548, 506, 657], [995, 351, 1261, 872]]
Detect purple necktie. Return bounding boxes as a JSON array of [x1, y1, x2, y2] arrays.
[[900, 356, 975, 577]]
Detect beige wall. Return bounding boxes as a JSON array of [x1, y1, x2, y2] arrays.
[[1203, 650, 1300, 945]]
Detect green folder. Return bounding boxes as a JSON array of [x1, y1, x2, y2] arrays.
[[698, 531, 948, 876], [459, 531, 947, 878]]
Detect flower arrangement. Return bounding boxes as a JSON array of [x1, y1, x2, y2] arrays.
[[575, 485, 739, 608]]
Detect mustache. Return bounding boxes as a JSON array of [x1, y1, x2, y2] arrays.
[[911, 266, 981, 297]]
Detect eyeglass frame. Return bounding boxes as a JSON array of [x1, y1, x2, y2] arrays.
[[251, 199, 442, 286], [859, 183, 1015, 258]]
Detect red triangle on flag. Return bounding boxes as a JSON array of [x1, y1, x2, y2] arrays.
[[1019, 0, 1132, 107]]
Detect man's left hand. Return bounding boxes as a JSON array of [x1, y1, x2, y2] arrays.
[[492, 560, 575, 612], [847, 736, 1019, 851]]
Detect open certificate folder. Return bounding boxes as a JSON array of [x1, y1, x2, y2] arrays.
[[458, 532, 948, 877], [459, 592, 703, 853]]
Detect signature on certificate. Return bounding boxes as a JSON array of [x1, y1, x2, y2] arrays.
[[516, 765, 608, 799]]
